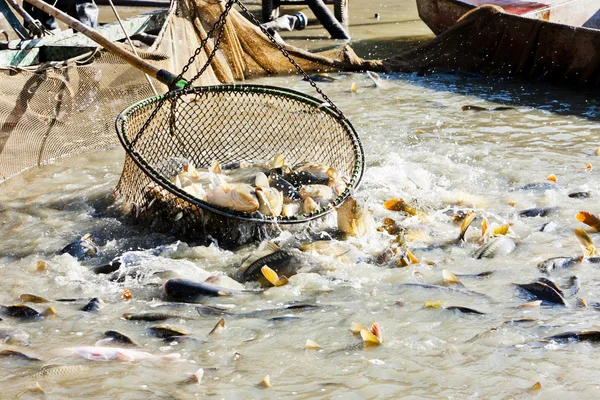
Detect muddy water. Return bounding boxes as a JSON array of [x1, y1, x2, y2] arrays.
[[0, 71, 599, 398]]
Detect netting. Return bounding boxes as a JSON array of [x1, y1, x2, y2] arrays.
[[115, 0, 364, 245]]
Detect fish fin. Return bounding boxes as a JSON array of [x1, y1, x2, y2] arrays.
[[575, 228, 598, 257], [42, 306, 56, 318], [259, 375, 272, 388], [261, 265, 278, 286], [442, 269, 462, 286], [406, 249, 419, 264], [481, 218, 488, 236], [370, 322, 383, 342], [424, 301, 443, 308], [210, 160, 222, 174], [350, 322, 369, 334], [208, 318, 225, 335], [305, 339, 320, 349], [576, 211, 600, 231], [192, 368, 204, 383], [217, 291, 231, 297], [546, 174, 556, 182], [530, 382, 542, 390], [457, 212, 476, 241], [116, 351, 134, 361], [255, 172, 269, 188], [351, 82, 357, 93], [360, 329, 381, 345]]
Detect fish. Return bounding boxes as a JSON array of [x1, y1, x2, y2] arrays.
[[256, 187, 284, 216], [303, 197, 319, 213], [196, 305, 233, 316], [58, 233, 97, 260], [445, 306, 486, 315], [366, 71, 386, 88], [269, 314, 301, 322], [299, 240, 371, 264], [234, 241, 317, 285], [383, 198, 417, 215], [149, 325, 188, 338], [336, 197, 373, 237], [81, 298, 103, 312], [261, 266, 289, 287], [576, 211, 600, 231], [419, 212, 476, 251], [19, 294, 49, 303], [102, 331, 137, 346], [282, 202, 302, 217], [574, 228, 598, 257], [564, 276, 580, 297], [462, 105, 515, 112], [455, 271, 495, 278], [123, 312, 185, 321], [509, 182, 559, 192], [0, 349, 41, 361], [30, 364, 91, 379], [181, 368, 204, 385], [518, 207, 560, 218], [65, 346, 181, 361], [0, 304, 51, 320], [163, 278, 233, 303], [0, 327, 30, 345], [269, 177, 301, 202], [544, 331, 600, 343], [514, 278, 566, 306], [206, 182, 259, 213], [537, 257, 581, 273], [305, 73, 337, 82], [568, 191, 591, 199], [92, 259, 122, 275], [396, 283, 492, 300], [472, 235, 516, 259], [299, 185, 335, 207]]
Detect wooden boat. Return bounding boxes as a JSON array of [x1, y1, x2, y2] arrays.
[[417, 0, 600, 34]]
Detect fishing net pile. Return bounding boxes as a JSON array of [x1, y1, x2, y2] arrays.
[[0, 0, 366, 182]]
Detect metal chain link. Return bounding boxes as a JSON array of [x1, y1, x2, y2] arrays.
[[234, 0, 346, 119], [130, 0, 236, 147], [130, 0, 346, 149]]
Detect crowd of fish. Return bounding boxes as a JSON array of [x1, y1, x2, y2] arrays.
[[2, 167, 600, 395], [166, 154, 348, 217]]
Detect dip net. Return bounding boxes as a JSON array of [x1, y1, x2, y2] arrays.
[[115, 0, 364, 245]]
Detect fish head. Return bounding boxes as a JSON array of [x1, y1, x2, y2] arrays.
[[337, 197, 373, 237], [231, 185, 259, 213]]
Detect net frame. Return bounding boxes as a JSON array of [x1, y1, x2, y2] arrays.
[[116, 83, 365, 225]]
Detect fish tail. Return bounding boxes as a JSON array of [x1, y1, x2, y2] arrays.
[[575, 228, 598, 257], [457, 212, 476, 241]]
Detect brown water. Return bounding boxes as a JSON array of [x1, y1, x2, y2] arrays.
[[2, 1, 600, 399]]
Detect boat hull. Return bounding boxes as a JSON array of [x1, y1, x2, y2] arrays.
[[417, 0, 600, 35]]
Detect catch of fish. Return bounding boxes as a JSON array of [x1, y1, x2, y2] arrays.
[[165, 154, 349, 217]]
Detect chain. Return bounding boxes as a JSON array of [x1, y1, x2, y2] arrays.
[[130, 0, 236, 148], [130, 0, 346, 149], [234, 0, 345, 119]]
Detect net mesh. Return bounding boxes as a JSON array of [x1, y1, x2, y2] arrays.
[[116, 85, 364, 245]]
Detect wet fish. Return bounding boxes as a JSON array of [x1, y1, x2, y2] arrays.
[[65, 346, 181, 361], [163, 279, 233, 303], [305, 73, 337, 82], [544, 331, 600, 343], [396, 283, 492, 300], [563, 276, 580, 297], [514, 278, 566, 306], [509, 182, 559, 192], [472, 236, 516, 259], [103, 330, 137, 346], [269, 314, 301, 322], [299, 240, 371, 264], [234, 241, 316, 285], [19, 294, 49, 304], [0, 349, 41, 361], [0, 304, 46, 320], [206, 182, 259, 213], [30, 364, 90, 379], [299, 185, 335, 207], [576, 211, 600, 231], [81, 298, 103, 312], [337, 196, 374, 237], [269, 177, 300, 202], [455, 271, 495, 278], [58, 233, 97, 260], [574, 227, 598, 257], [196, 305, 232, 316], [537, 257, 581, 273], [445, 306, 486, 315], [462, 105, 514, 112], [123, 312, 185, 321], [366, 71, 386, 88], [518, 207, 560, 218], [568, 191, 591, 199], [92, 259, 122, 275], [149, 325, 188, 338]]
